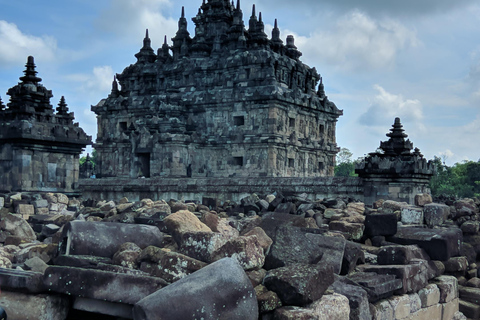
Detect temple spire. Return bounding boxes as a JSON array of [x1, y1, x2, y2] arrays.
[[135, 29, 156, 63], [111, 75, 119, 96], [237, 0, 241, 10], [20, 56, 42, 84], [56, 96, 69, 115]]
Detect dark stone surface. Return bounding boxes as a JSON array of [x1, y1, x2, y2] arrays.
[[387, 226, 462, 261], [357, 259, 431, 295], [0, 268, 45, 293], [264, 226, 345, 274], [44, 266, 167, 305], [59, 221, 164, 258], [377, 245, 429, 265], [364, 213, 397, 237], [330, 277, 372, 320], [341, 241, 365, 275], [263, 263, 334, 306], [133, 258, 258, 320], [347, 272, 402, 303], [259, 212, 311, 239]]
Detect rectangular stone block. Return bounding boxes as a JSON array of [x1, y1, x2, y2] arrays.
[[442, 298, 459, 320], [459, 299, 480, 319], [364, 213, 397, 237], [418, 284, 440, 308], [387, 227, 462, 261], [348, 272, 402, 303], [32, 199, 49, 208], [44, 266, 168, 305], [424, 203, 449, 227], [388, 294, 411, 319], [410, 304, 442, 320], [357, 260, 430, 294], [16, 203, 35, 215], [370, 300, 394, 320], [434, 276, 458, 303], [0, 268, 45, 293], [0, 290, 69, 320], [0, 197, 4, 208], [401, 206, 424, 225]]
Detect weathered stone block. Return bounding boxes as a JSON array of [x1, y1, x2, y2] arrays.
[[370, 299, 393, 320], [133, 258, 258, 320], [265, 226, 346, 274], [387, 294, 411, 319], [348, 272, 403, 302], [264, 263, 334, 306], [433, 276, 458, 303], [461, 221, 479, 234], [410, 303, 442, 320], [357, 259, 431, 294], [388, 227, 462, 261], [59, 221, 164, 258], [0, 211, 36, 242], [45, 266, 167, 304], [401, 205, 423, 224], [273, 306, 316, 320], [310, 293, 350, 320], [418, 284, 440, 308], [377, 244, 428, 265], [178, 231, 229, 263], [330, 279, 371, 320], [424, 203, 450, 227], [0, 268, 44, 293], [329, 220, 364, 241], [15, 203, 35, 215], [0, 291, 69, 320], [212, 235, 265, 270], [442, 298, 459, 320], [459, 299, 480, 319], [138, 246, 206, 283], [415, 193, 433, 207], [444, 256, 469, 274], [364, 213, 397, 237], [255, 285, 282, 313], [164, 209, 212, 243]]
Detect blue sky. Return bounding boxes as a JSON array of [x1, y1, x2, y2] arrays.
[[0, 0, 479, 165]]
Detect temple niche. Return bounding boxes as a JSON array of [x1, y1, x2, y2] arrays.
[[0, 56, 92, 194], [356, 117, 435, 205], [91, 0, 343, 179]]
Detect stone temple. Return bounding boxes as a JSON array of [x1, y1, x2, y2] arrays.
[[92, 0, 342, 179], [0, 56, 91, 194]]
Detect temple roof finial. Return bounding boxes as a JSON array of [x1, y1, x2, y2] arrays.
[[145, 29, 149, 39], [259, 12, 262, 22], [237, 0, 241, 10], [56, 96, 70, 115], [20, 56, 42, 84], [274, 18, 278, 29], [181, 6, 185, 18], [252, 4, 256, 17]]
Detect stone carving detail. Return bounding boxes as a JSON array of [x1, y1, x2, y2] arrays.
[[92, 0, 342, 179], [0, 56, 91, 193]]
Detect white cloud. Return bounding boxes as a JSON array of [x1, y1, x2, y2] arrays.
[[288, 11, 418, 72], [359, 85, 423, 126], [66, 65, 113, 100], [0, 21, 57, 66], [96, 0, 177, 45]]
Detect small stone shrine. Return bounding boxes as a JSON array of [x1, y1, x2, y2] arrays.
[[92, 0, 342, 179], [356, 117, 434, 205], [0, 56, 91, 194]]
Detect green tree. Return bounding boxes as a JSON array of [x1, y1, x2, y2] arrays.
[[334, 147, 358, 177], [430, 157, 480, 199]]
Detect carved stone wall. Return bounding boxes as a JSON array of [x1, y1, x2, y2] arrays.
[[92, 0, 342, 179]]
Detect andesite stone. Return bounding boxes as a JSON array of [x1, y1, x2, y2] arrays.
[[133, 258, 258, 320]]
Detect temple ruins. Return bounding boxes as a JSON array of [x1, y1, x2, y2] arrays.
[[0, 56, 91, 194]]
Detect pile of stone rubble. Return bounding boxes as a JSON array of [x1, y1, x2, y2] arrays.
[[1, 191, 480, 319]]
